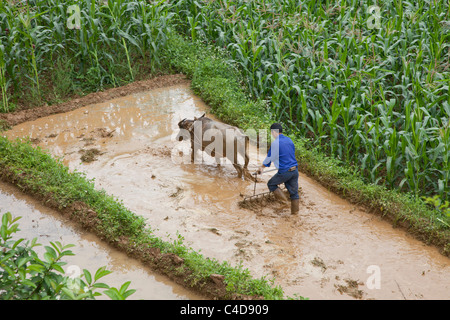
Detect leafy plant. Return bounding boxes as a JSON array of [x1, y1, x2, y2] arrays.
[[423, 195, 450, 227], [0, 212, 135, 300]]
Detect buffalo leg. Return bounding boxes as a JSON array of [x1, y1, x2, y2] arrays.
[[190, 140, 195, 163], [241, 136, 256, 181], [233, 164, 243, 178]]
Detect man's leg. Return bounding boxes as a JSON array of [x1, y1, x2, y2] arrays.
[[284, 169, 299, 199], [284, 169, 300, 214], [267, 171, 290, 205]]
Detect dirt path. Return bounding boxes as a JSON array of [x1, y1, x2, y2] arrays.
[[3, 79, 449, 300]]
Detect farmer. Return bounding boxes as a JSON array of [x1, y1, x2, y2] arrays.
[[257, 123, 300, 215]]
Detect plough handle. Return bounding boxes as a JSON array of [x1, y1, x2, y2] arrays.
[[252, 168, 278, 175]]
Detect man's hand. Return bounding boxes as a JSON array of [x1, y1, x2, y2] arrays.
[[256, 165, 265, 175]]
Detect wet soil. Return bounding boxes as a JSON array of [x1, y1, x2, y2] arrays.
[[0, 74, 189, 128], [2, 79, 449, 300]]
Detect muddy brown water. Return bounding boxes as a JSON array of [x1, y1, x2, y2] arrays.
[[3, 83, 449, 300]]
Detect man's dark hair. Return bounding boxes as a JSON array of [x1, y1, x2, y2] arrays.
[[270, 123, 283, 133]]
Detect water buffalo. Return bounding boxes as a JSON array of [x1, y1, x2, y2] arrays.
[[177, 114, 255, 181]]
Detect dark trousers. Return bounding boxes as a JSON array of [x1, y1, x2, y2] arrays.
[[267, 168, 299, 200]]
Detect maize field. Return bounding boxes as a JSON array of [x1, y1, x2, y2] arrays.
[[1, 0, 449, 204], [0, 0, 174, 109]]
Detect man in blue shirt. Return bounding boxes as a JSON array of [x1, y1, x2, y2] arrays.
[[257, 123, 299, 215]]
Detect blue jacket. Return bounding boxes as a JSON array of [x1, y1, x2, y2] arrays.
[[262, 134, 298, 173]]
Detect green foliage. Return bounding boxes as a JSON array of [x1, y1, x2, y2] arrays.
[[0, 0, 173, 102], [0, 212, 135, 300], [423, 195, 450, 227], [423, 196, 450, 215]]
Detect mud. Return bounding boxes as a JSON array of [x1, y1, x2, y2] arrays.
[[3, 82, 450, 300], [0, 181, 204, 300], [0, 74, 189, 128], [79, 148, 103, 163]]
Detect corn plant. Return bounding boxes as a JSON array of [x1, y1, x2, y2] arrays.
[[0, 0, 173, 100], [0, 44, 9, 112]]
